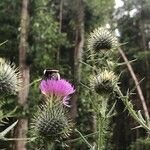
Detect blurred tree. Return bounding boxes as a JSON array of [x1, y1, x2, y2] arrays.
[[71, 0, 84, 121], [13, 0, 30, 150], [0, 0, 20, 62], [29, 0, 68, 76]]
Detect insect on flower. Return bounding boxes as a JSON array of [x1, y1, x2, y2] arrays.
[[43, 69, 60, 80], [40, 69, 75, 107]]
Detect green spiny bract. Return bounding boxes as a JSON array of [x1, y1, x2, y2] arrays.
[[90, 70, 118, 95], [0, 58, 21, 95], [88, 27, 118, 52], [32, 101, 73, 142]]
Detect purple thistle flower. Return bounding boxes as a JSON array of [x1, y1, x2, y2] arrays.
[[40, 79, 75, 106]]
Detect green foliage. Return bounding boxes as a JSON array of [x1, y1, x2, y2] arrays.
[[85, 0, 115, 30], [29, 0, 68, 73], [0, 0, 20, 63], [130, 138, 150, 150]]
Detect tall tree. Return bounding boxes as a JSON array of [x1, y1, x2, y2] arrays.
[[56, 0, 64, 66], [71, 0, 84, 121], [13, 0, 29, 149]]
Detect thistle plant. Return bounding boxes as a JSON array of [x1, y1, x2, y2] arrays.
[[90, 70, 118, 96], [85, 26, 150, 149], [85, 27, 119, 150], [0, 57, 21, 140], [88, 27, 118, 54], [31, 76, 75, 149], [32, 101, 73, 149]]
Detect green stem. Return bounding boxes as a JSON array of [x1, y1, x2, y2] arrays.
[[75, 128, 93, 149], [0, 40, 8, 46], [21, 78, 41, 90], [97, 96, 108, 150], [116, 85, 150, 132], [80, 61, 96, 71], [65, 131, 98, 143], [98, 117, 105, 150]]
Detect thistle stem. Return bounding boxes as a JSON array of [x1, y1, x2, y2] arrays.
[[97, 97, 108, 150], [48, 94, 53, 108], [98, 117, 105, 150], [75, 128, 93, 149]]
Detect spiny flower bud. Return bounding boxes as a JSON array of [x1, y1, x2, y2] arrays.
[[32, 102, 73, 142], [0, 58, 21, 95], [90, 70, 118, 95], [88, 27, 118, 52]]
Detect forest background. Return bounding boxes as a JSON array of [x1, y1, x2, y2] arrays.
[[0, 0, 150, 149]]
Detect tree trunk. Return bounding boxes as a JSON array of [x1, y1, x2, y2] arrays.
[[14, 0, 29, 149], [71, 0, 84, 121], [59, 0, 63, 33], [56, 0, 64, 67]]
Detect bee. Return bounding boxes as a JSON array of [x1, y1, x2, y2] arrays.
[[43, 69, 60, 80]]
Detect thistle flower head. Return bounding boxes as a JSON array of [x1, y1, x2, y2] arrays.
[[88, 27, 118, 52], [90, 70, 118, 95], [32, 102, 73, 142], [39, 79, 75, 106], [0, 58, 21, 95]]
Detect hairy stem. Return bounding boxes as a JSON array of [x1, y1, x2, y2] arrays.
[[75, 128, 93, 149], [97, 96, 108, 150], [98, 117, 105, 150]]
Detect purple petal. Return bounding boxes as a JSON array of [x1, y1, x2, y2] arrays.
[[63, 96, 71, 107], [39, 79, 75, 98]]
